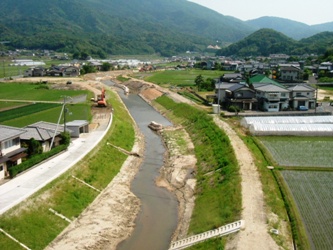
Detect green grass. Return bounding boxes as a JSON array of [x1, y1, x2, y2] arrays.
[[0, 101, 30, 110], [154, 96, 241, 249], [281, 171, 333, 250], [1, 104, 92, 127], [0, 82, 89, 101], [0, 90, 135, 250], [0, 103, 61, 122], [259, 136, 333, 168], [140, 69, 225, 87]]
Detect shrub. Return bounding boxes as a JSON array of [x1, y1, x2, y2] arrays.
[[227, 105, 241, 113], [9, 145, 67, 178]]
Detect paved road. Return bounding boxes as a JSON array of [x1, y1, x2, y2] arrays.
[[0, 113, 112, 215]]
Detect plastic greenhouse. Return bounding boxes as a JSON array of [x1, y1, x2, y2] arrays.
[[241, 116, 333, 128], [241, 116, 333, 136]]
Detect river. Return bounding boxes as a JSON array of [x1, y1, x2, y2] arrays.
[[104, 81, 178, 250]]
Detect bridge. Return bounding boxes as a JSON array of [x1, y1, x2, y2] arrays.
[[169, 220, 244, 250]]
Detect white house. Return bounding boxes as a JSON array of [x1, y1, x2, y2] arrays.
[[0, 125, 27, 180]]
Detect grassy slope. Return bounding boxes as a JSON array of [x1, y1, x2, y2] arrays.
[[154, 96, 241, 249]]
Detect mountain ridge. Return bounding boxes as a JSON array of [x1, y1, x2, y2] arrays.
[[0, 0, 332, 56], [246, 16, 333, 40]]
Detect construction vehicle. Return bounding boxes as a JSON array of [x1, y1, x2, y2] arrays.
[[97, 88, 107, 107]]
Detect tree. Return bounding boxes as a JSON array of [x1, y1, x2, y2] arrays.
[[101, 62, 112, 71], [203, 78, 216, 91], [195, 74, 204, 91], [80, 64, 97, 75], [60, 132, 71, 146], [27, 138, 43, 157]]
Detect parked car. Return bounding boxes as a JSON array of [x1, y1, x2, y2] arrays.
[[297, 105, 308, 111]]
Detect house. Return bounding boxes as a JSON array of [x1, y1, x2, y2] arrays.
[[224, 83, 257, 110], [0, 125, 27, 180], [287, 84, 316, 110], [24, 67, 47, 77], [221, 73, 244, 83], [46, 65, 80, 77], [62, 66, 80, 77], [279, 65, 303, 82], [253, 83, 290, 112], [215, 82, 257, 110], [20, 124, 64, 152], [249, 74, 290, 112]]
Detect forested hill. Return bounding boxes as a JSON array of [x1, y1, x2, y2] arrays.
[[216, 29, 333, 57], [0, 0, 255, 57]]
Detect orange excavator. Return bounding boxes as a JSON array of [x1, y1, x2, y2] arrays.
[[97, 88, 107, 107]]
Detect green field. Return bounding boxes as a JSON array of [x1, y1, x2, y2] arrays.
[[0, 82, 89, 102], [0, 101, 30, 110], [259, 137, 333, 168], [1, 104, 91, 127], [281, 171, 333, 250], [0, 103, 61, 122], [140, 69, 226, 86]]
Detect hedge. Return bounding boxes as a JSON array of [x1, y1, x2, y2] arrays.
[[9, 145, 68, 178]]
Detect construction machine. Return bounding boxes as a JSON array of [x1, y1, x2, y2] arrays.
[[97, 88, 107, 107]]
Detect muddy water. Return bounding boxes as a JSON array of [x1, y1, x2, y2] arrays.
[[115, 92, 178, 250]]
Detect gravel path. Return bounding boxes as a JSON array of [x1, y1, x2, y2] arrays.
[[213, 116, 280, 250]]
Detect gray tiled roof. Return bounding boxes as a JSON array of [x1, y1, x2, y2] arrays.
[[0, 125, 26, 142], [20, 127, 56, 141]]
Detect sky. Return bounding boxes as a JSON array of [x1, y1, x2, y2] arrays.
[[188, 0, 333, 25]]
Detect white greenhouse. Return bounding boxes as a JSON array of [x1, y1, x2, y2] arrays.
[[249, 123, 333, 136], [241, 116, 333, 128], [241, 116, 333, 136]]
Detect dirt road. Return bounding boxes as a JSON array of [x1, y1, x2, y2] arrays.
[[213, 117, 285, 250]]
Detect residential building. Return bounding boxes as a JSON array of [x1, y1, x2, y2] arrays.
[[0, 125, 27, 180], [20, 123, 64, 152], [287, 84, 316, 109], [224, 83, 257, 110], [253, 83, 290, 112], [215, 82, 257, 110], [248, 74, 290, 111], [279, 65, 303, 82]]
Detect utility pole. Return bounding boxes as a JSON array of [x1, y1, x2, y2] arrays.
[[315, 86, 318, 114], [63, 96, 67, 133], [2, 60, 5, 79]]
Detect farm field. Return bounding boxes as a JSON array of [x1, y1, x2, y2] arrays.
[[0, 101, 29, 111], [140, 69, 226, 87], [0, 103, 91, 127], [259, 136, 333, 168], [0, 82, 89, 101], [281, 171, 333, 250], [0, 103, 60, 123]]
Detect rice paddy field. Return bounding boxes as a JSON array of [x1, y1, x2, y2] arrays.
[[259, 136, 333, 168], [281, 171, 333, 250]]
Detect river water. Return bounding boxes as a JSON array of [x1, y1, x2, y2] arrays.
[[104, 81, 178, 250]]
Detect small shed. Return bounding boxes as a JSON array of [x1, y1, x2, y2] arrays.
[[65, 120, 89, 137]]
